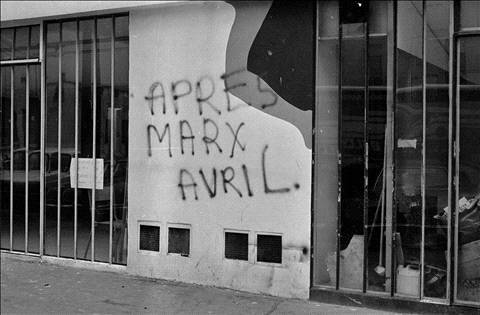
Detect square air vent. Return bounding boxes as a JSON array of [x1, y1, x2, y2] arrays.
[[225, 232, 248, 261], [257, 234, 282, 264], [168, 227, 190, 257], [139, 224, 160, 252]]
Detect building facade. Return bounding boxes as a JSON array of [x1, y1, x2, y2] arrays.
[[1, 0, 479, 310]]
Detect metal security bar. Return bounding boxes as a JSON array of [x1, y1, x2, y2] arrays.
[[1, 15, 127, 266], [41, 14, 128, 265], [312, 0, 480, 309], [109, 18, 115, 265], [1, 24, 42, 256], [73, 20, 79, 260]]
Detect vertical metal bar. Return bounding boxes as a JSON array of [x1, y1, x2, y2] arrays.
[[420, 0, 426, 300], [363, 16, 370, 294], [109, 17, 115, 264], [385, 0, 397, 295], [25, 25, 32, 252], [39, 21, 45, 257], [56, 24, 62, 258], [453, 36, 460, 304], [446, 0, 456, 303], [25, 65, 30, 254], [91, 18, 97, 262], [73, 20, 79, 260], [336, 8, 343, 292], [311, 0, 320, 287], [9, 66, 14, 252]]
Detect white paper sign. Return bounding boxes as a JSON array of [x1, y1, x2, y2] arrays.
[[397, 139, 417, 149], [70, 158, 104, 189]]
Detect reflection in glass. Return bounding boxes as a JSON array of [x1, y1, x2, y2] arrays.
[[395, 0, 423, 297], [112, 15, 129, 265], [29, 26, 40, 59], [457, 37, 480, 304], [366, 0, 388, 293], [1, 28, 13, 60], [0, 67, 11, 249], [314, 0, 339, 287], [77, 19, 94, 260], [27, 64, 41, 254], [460, 0, 480, 30], [12, 66, 26, 252], [94, 17, 112, 263], [14, 27, 29, 60], [424, 1, 450, 299], [339, 0, 366, 291], [59, 21, 77, 258], [44, 22, 60, 256]]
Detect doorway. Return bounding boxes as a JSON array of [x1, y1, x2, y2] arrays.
[[1, 16, 129, 266]]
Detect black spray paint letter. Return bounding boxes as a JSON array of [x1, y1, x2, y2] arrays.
[[147, 124, 172, 157], [202, 118, 223, 155], [262, 144, 291, 194]]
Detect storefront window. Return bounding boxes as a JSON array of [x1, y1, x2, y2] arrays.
[[43, 15, 128, 264], [424, 0, 450, 299], [314, 0, 339, 287], [338, 0, 366, 291], [0, 66, 11, 250], [394, 0, 423, 298], [460, 0, 480, 29], [456, 36, 480, 304], [366, 0, 388, 293], [0, 25, 41, 254], [314, 1, 479, 305]]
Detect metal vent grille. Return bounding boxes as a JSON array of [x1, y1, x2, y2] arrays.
[[139, 224, 160, 252], [225, 232, 248, 261], [168, 227, 190, 256], [257, 234, 282, 263]]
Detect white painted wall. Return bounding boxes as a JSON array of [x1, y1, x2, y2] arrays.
[[1, 1, 179, 25], [128, 1, 311, 298]]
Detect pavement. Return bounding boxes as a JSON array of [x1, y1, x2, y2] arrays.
[[1, 253, 401, 314]]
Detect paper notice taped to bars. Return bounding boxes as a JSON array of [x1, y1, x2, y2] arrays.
[[70, 158, 104, 189], [397, 139, 417, 149]]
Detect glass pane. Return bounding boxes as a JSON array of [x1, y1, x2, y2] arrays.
[[77, 19, 94, 260], [366, 0, 388, 293], [395, 0, 423, 298], [424, 0, 450, 299], [14, 27, 29, 60], [12, 66, 27, 252], [29, 25, 40, 59], [314, 0, 338, 287], [59, 21, 77, 258], [45, 22, 60, 256], [339, 3, 366, 291], [0, 66, 12, 249], [457, 36, 480, 304], [1, 28, 14, 60], [112, 15, 128, 265], [27, 65, 41, 254], [94, 17, 112, 263], [460, 0, 480, 29]]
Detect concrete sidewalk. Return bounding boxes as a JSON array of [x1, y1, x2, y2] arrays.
[[1, 253, 399, 314]]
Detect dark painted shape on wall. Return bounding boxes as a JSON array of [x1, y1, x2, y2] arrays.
[[247, 1, 314, 111]]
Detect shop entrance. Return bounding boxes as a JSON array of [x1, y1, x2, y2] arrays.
[[1, 16, 129, 266], [314, 0, 479, 308]]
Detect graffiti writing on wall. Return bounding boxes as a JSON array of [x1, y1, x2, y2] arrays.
[[145, 70, 300, 201]]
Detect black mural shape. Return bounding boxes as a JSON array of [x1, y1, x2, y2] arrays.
[[225, 1, 313, 148], [247, 1, 314, 111]]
